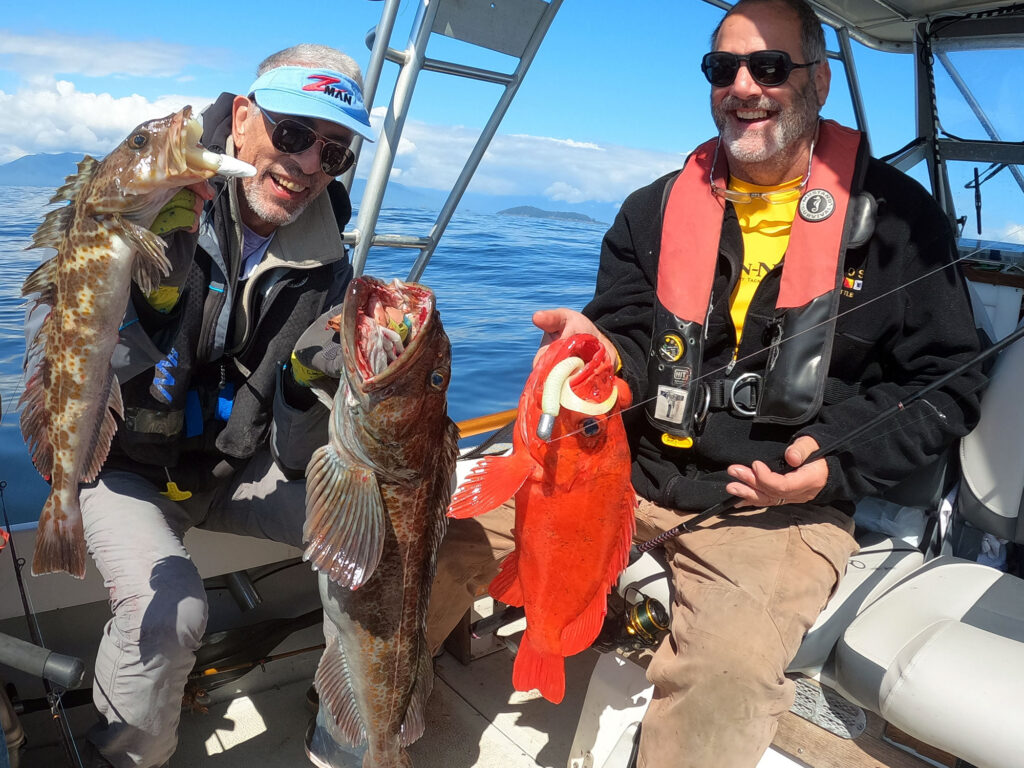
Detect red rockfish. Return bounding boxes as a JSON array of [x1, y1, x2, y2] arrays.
[[448, 334, 636, 704], [20, 107, 254, 578], [304, 277, 459, 768]]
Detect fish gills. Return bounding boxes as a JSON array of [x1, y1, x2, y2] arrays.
[[304, 277, 459, 768], [449, 334, 636, 703]]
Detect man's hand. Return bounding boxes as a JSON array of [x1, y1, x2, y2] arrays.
[[291, 306, 344, 387], [532, 308, 618, 368], [725, 435, 827, 507], [150, 181, 215, 236]]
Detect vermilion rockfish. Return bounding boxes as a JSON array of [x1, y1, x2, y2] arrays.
[[304, 277, 459, 768], [20, 106, 254, 578], [448, 334, 636, 704]]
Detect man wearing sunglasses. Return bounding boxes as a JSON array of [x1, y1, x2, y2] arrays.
[[425, 0, 984, 766], [76, 44, 374, 768]]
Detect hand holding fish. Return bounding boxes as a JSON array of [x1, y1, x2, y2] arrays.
[[725, 435, 828, 507], [532, 308, 618, 369]]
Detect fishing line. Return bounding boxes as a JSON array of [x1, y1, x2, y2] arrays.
[[549, 225, 1024, 445]]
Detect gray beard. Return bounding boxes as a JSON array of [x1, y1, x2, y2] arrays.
[[712, 80, 820, 171], [240, 174, 305, 229]]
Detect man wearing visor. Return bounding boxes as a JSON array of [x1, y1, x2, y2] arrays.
[[78, 44, 374, 767], [426, 0, 985, 766]]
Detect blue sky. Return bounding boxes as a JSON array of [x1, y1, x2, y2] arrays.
[[0, 0, 1019, 240]]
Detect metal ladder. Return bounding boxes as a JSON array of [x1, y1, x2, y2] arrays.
[[342, 0, 563, 281]]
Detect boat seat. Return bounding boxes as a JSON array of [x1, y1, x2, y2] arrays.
[[787, 532, 922, 677], [617, 531, 924, 679], [956, 319, 1024, 546], [833, 556, 1024, 768]]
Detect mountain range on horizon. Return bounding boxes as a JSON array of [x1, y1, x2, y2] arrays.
[[0, 152, 620, 223]]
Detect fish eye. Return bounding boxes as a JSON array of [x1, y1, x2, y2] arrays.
[[430, 369, 447, 390], [580, 417, 602, 437], [129, 133, 148, 149]]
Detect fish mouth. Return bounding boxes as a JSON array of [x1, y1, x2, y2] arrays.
[[536, 335, 619, 441], [342, 276, 436, 391], [175, 106, 255, 179]]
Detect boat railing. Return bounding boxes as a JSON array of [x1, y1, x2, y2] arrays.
[[343, 0, 563, 282]]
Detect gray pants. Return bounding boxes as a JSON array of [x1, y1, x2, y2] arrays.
[[80, 449, 307, 768]]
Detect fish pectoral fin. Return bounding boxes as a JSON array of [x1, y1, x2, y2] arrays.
[[314, 639, 366, 747], [119, 217, 173, 295], [512, 631, 566, 705], [488, 550, 524, 606], [303, 443, 386, 589], [448, 453, 531, 519]]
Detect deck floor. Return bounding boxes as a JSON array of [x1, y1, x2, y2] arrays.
[[14, 623, 935, 768]]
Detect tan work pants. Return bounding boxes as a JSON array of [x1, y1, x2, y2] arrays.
[[425, 499, 857, 768]]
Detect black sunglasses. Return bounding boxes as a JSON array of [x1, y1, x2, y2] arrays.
[[701, 50, 818, 88], [257, 105, 355, 176]]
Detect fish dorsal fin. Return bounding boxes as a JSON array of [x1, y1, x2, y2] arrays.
[[81, 375, 123, 483], [21, 258, 59, 305], [400, 644, 434, 747], [447, 452, 531, 520], [18, 363, 54, 480], [315, 638, 367, 746], [117, 217, 173, 295], [303, 442, 386, 589], [489, 550, 525, 606], [28, 206, 75, 252], [51, 156, 99, 203]]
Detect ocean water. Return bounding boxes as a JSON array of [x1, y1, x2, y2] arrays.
[[0, 186, 607, 524]]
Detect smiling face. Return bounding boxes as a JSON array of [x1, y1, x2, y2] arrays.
[[709, 0, 830, 185], [231, 95, 354, 235]]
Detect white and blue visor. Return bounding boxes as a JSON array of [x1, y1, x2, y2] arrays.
[[248, 66, 375, 141]]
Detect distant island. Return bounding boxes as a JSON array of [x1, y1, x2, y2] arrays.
[[497, 205, 604, 225]]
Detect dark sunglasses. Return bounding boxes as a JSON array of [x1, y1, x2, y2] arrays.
[[257, 105, 355, 176], [701, 50, 819, 88]]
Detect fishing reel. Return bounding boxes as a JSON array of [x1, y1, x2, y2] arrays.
[[594, 549, 673, 652]]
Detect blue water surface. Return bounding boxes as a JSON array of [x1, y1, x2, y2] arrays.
[[0, 187, 607, 524]]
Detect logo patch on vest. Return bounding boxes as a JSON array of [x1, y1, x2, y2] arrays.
[[798, 189, 835, 222]]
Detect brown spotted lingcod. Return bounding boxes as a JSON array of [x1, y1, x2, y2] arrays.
[[20, 106, 254, 579], [304, 277, 459, 768]]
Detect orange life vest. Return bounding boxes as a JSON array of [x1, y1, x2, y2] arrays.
[[646, 119, 868, 443]]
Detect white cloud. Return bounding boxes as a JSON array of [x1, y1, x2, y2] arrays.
[[0, 31, 193, 78], [359, 117, 683, 204], [0, 77, 213, 163]]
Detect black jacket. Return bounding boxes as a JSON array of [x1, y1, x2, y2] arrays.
[[584, 156, 985, 512]]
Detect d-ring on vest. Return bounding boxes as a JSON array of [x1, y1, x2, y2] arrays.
[[646, 120, 868, 445]]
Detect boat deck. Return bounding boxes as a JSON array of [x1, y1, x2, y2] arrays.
[[12, 614, 942, 768]]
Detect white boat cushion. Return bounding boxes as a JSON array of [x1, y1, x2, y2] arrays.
[[787, 532, 923, 678], [834, 556, 1024, 768]]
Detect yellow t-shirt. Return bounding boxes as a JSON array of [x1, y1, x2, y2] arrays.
[[728, 176, 802, 346]]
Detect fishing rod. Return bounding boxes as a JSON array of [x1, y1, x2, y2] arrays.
[[636, 319, 1024, 552]]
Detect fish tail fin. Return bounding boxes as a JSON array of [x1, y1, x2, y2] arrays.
[[31, 495, 86, 579], [448, 453, 531, 519], [488, 550, 524, 606], [513, 631, 565, 704]]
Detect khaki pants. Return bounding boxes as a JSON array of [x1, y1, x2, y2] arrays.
[[425, 498, 857, 768]]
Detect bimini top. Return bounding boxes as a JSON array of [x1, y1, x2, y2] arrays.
[[806, 0, 1024, 50]]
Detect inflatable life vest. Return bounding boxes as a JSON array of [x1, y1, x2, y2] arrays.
[[646, 119, 870, 445]]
